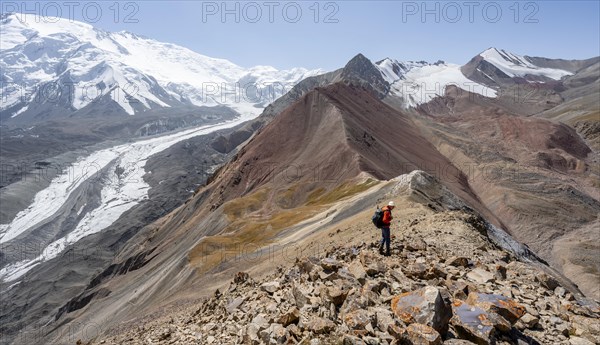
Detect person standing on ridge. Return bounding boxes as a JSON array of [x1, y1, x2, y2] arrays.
[[379, 201, 395, 256]]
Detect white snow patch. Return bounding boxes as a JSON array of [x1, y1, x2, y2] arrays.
[[480, 48, 572, 80], [11, 105, 28, 118], [386, 63, 496, 107], [377, 59, 400, 83]]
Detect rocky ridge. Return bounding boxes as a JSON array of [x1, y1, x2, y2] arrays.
[[88, 200, 600, 345]]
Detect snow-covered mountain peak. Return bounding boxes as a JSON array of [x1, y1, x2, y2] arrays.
[[479, 47, 572, 80], [1, 13, 323, 119], [374, 57, 495, 107], [1, 13, 101, 49], [375, 58, 431, 83]]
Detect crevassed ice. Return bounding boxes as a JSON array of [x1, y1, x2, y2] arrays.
[[0, 115, 256, 283]]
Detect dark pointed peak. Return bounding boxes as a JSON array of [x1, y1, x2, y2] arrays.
[[345, 53, 372, 66]]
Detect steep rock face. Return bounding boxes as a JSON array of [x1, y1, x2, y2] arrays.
[[461, 54, 514, 88], [340, 53, 391, 98]]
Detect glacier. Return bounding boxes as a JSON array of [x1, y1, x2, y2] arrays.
[[0, 113, 256, 283], [375, 58, 497, 107]]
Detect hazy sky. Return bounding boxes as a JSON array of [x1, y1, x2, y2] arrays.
[[4, 1, 600, 70]]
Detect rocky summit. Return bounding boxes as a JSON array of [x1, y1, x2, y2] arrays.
[[87, 196, 600, 345]]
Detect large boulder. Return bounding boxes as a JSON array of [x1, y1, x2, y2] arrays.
[[292, 284, 309, 308], [466, 292, 525, 324], [570, 315, 600, 344], [450, 300, 500, 345], [359, 252, 387, 276], [225, 297, 245, 313], [535, 272, 561, 290], [321, 257, 342, 272], [391, 286, 452, 335], [260, 281, 280, 294], [324, 283, 351, 306], [259, 323, 288, 344], [450, 294, 524, 345], [242, 324, 261, 345], [348, 261, 368, 284], [341, 288, 370, 316]]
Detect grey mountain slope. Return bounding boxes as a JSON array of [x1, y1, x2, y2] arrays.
[[337, 53, 390, 97], [525, 55, 600, 73], [534, 62, 600, 153], [560, 61, 600, 101]]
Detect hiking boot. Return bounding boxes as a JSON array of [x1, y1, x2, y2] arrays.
[[384, 250, 391, 257], [379, 244, 385, 255]]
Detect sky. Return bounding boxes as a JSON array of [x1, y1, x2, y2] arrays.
[[3, 1, 600, 71]]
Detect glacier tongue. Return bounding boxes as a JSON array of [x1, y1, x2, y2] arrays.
[[0, 114, 256, 283]]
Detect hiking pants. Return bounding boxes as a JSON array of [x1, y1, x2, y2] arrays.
[[381, 226, 391, 252]]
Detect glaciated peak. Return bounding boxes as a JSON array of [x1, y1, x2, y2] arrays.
[[479, 47, 572, 80], [374, 56, 496, 107], [1, 13, 323, 118], [480, 47, 531, 66], [480, 47, 500, 55], [375, 58, 409, 83], [4, 12, 97, 36]]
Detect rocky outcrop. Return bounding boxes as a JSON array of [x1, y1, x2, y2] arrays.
[[89, 210, 600, 345]]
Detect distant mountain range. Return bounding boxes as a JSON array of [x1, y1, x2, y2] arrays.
[[4, 12, 597, 126], [0, 13, 322, 122]]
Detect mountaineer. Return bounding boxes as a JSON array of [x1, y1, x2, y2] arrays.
[[379, 201, 395, 256]]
